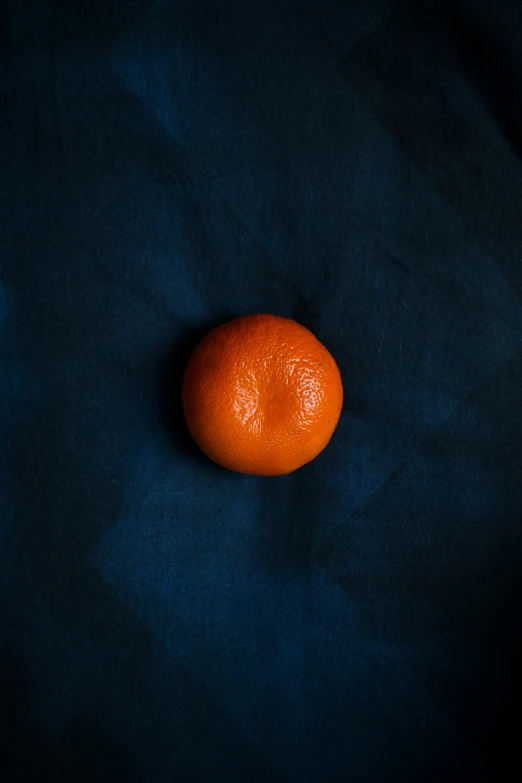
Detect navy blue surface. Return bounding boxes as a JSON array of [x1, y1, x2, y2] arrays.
[[2, 1, 522, 780]]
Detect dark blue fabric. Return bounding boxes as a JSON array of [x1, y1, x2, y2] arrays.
[[1, 0, 522, 780]]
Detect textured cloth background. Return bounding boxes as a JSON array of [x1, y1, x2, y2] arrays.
[[1, 1, 522, 781]]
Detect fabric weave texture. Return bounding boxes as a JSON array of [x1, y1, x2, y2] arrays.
[[1, 1, 522, 781]]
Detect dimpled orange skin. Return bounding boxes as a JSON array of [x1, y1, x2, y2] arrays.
[[182, 314, 343, 475]]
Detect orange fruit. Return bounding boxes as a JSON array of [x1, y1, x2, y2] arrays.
[[182, 314, 343, 475]]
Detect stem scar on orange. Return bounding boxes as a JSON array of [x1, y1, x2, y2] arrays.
[[182, 314, 343, 475]]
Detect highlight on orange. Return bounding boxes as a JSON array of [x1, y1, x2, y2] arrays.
[[182, 314, 343, 475]]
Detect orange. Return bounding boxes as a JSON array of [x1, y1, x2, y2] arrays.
[[182, 314, 343, 475]]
